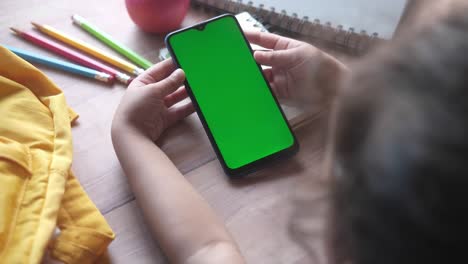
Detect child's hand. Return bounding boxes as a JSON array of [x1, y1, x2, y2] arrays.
[[245, 31, 349, 111], [112, 59, 194, 142]]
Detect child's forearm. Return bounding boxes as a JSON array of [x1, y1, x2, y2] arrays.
[[111, 125, 244, 264]]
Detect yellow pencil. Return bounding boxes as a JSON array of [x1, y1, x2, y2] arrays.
[[31, 22, 144, 76]]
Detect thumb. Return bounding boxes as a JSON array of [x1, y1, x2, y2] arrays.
[[153, 69, 186, 96], [254, 49, 298, 67]]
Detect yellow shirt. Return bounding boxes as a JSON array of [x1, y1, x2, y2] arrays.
[[0, 46, 115, 264]]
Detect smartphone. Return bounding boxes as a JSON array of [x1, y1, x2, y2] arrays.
[[165, 14, 299, 177]]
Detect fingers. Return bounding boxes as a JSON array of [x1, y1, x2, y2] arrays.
[[132, 58, 177, 85], [262, 69, 286, 98], [164, 86, 189, 108], [262, 69, 281, 97], [166, 100, 195, 127], [254, 49, 297, 67], [262, 68, 273, 83], [244, 30, 283, 49], [271, 82, 289, 98], [153, 69, 186, 96], [269, 82, 279, 97]]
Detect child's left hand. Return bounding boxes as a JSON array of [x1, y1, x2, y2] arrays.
[[112, 59, 194, 142]]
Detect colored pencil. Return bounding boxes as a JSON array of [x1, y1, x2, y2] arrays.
[[31, 22, 144, 76], [4, 45, 114, 84], [10, 28, 133, 85], [71, 14, 153, 69]]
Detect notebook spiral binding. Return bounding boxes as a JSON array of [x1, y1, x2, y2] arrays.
[[192, 0, 385, 55]]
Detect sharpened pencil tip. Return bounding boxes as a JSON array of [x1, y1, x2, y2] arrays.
[[9, 27, 21, 35], [31, 22, 41, 29]]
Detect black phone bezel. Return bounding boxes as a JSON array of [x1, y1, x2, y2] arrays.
[[165, 14, 299, 178]]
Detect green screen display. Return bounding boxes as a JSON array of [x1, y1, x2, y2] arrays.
[[168, 15, 295, 170]]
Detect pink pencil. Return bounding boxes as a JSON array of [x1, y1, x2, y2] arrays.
[[10, 27, 133, 85]]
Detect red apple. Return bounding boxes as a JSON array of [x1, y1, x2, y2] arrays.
[[125, 0, 190, 33]]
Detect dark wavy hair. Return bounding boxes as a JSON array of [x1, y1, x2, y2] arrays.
[[330, 6, 468, 264]]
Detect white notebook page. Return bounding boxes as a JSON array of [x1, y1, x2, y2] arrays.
[[257, 0, 407, 38]]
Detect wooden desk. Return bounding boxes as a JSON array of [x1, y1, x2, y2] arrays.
[[0, 1, 329, 262]]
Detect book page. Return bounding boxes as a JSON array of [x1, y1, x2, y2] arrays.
[[259, 0, 407, 39]]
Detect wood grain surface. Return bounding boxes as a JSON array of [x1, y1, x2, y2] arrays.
[[1, 0, 333, 262]]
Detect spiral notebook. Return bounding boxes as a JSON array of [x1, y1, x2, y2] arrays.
[[192, 0, 408, 55]]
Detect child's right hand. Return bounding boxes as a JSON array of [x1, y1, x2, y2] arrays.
[[245, 31, 349, 112]]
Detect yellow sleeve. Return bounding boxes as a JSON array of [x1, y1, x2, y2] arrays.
[[49, 171, 115, 264]]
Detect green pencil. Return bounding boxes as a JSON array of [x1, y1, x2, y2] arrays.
[[71, 14, 153, 69]]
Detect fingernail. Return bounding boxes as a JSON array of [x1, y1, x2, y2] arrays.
[[253, 51, 260, 60], [173, 69, 184, 79], [255, 51, 266, 59]]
